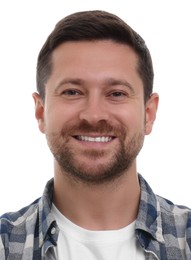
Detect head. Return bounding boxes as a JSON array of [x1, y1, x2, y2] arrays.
[[34, 11, 158, 186], [36, 10, 154, 103]]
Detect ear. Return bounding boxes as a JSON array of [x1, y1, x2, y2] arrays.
[[145, 93, 159, 135], [32, 92, 45, 133]]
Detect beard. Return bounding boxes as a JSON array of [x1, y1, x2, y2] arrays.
[[46, 120, 144, 185]]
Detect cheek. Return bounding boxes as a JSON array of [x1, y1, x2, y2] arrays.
[[114, 106, 145, 130], [44, 104, 79, 132]]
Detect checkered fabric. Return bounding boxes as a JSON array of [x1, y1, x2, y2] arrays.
[[0, 175, 191, 259]]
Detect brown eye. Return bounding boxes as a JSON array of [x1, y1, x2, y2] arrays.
[[111, 92, 126, 97], [62, 89, 81, 96]]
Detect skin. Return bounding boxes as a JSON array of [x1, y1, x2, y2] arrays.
[[33, 40, 158, 230]]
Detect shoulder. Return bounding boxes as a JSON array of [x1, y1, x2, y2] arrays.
[[156, 195, 191, 241], [0, 197, 40, 236], [156, 194, 191, 217], [0, 178, 54, 238], [139, 174, 191, 221], [0, 198, 41, 259], [138, 174, 191, 238], [0, 179, 56, 258]]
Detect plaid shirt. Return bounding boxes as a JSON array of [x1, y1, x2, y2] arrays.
[[0, 174, 191, 260]]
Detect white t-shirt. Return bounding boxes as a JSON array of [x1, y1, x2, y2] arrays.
[[51, 204, 145, 260]]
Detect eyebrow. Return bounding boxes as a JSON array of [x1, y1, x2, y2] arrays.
[[104, 78, 135, 94], [55, 78, 84, 91], [55, 77, 135, 94]]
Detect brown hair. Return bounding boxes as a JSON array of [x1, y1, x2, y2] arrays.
[[36, 10, 154, 102]]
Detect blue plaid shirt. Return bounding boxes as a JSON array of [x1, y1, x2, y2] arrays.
[[0, 174, 191, 259]]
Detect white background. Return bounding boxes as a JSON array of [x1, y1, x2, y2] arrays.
[[0, 0, 191, 214]]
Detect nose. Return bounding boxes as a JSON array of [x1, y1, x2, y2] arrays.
[[79, 97, 109, 124]]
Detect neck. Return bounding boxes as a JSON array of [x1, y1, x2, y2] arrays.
[[53, 162, 140, 230]]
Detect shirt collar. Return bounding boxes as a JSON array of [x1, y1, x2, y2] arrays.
[[136, 174, 165, 244], [38, 178, 59, 248], [39, 175, 165, 249]]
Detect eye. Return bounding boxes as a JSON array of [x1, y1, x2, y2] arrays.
[[110, 91, 126, 97], [62, 89, 82, 96], [108, 90, 128, 100]]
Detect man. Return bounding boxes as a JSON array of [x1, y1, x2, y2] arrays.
[[0, 10, 190, 260]]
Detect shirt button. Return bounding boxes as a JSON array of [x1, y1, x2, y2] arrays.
[[51, 227, 56, 235]]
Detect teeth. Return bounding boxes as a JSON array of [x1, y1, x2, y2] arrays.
[[78, 136, 112, 142]]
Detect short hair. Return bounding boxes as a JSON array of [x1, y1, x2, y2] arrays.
[[36, 10, 154, 102]]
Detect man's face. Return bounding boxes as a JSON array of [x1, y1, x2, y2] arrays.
[[34, 40, 158, 185]]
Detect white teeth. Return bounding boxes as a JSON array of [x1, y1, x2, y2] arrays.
[[78, 136, 112, 142]]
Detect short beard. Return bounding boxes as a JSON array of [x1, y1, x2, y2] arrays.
[[46, 121, 144, 185]]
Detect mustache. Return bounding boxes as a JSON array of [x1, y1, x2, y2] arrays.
[[61, 120, 127, 137]]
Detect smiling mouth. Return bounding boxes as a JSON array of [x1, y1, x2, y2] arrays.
[[74, 136, 114, 143]]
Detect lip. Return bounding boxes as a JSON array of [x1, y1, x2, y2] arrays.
[[72, 134, 116, 147], [75, 135, 113, 142]]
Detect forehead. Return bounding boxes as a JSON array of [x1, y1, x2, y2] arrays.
[[52, 40, 138, 66], [48, 40, 143, 91]]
